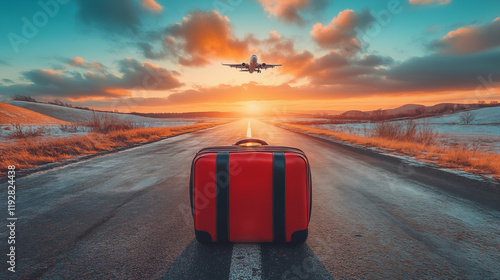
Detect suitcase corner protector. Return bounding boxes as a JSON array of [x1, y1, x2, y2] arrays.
[[290, 229, 308, 243], [195, 230, 213, 243]]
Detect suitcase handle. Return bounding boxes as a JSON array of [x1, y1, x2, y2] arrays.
[[234, 138, 269, 146]]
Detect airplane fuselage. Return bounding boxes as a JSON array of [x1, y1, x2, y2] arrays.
[[249, 55, 258, 73]]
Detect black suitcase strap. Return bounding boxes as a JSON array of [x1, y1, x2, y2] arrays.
[[216, 153, 230, 242], [215, 152, 287, 242], [273, 153, 286, 242]]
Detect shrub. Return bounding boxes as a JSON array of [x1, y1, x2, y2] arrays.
[[48, 99, 74, 108], [60, 123, 84, 133], [85, 111, 144, 133], [12, 95, 37, 102], [9, 123, 46, 139], [459, 111, 476, 125], [416, 120, 439, 145], [372, 119, 438, 144], [372, 121, 403, 139]]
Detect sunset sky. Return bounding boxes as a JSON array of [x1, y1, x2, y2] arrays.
[[0, 0, 499, 114]]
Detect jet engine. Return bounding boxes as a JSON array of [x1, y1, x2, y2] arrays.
[[241, 62, 246, 67], [261, 63, 267, 69]]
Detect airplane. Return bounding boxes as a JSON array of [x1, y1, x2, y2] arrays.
[[222, 54, 282, 73]]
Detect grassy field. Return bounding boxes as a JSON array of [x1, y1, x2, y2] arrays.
[[279, 122, 500, 182], [0, 122, 224, 175]]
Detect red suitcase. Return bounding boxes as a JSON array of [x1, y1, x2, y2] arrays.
[[190, 138, 312, 243]]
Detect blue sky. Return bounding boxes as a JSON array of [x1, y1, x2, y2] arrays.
[[0, 0, 499, 112]]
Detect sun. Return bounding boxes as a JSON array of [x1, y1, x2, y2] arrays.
[[244, 101, 262, 116]]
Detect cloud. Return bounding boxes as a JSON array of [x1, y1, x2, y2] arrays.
[[256, 0, 330, 25], [161, 10, 250, 66], [409, 0, 451, 5], [63, 83, 335, 108], [75, 0, 143, 35], [141, 0, 163, 13], [269, 30, 281, 38], [67, 57, 105, 72], [2, 79, 14, 84], [425, 24, 440, 33], [159, 82, 341, 105], [311, 9, 374, 54], [430, 18, 500, 54], [299, 50, 349, 77], [138, 10, 326, 67], [136, 38, 172, 60], [384, 49, 500, 90], [161, 52, 500, 105], [292, 47, 500, 94], [0, 58, 183, 99], [14, 49, 497, 108], [259, 33, 314, 76], [297, 52, 389, 88], [258, 29, 499, 95], [258, 32, 391, 85], [0, 59, 10, 66], [356, 54, 394, 67]]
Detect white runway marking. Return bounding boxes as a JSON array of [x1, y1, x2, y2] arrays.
[[229, 243, 262, 280], [246, 120, 252, 138]]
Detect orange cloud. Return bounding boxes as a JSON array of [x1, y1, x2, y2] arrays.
[[104, 88, 131, 97], [256, 0, 330, 25], [258, 0, 308, 24], [141, 0, 163, 13], [259, 34, 314, 76], [409, 0, 451, 5], [310, 9, 373, 55], [164, 10, 250, 66], [269, 30, 281, 38], [68, 57, 105, 71], [430, 18, 500, 54]]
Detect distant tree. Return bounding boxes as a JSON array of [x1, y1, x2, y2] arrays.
[[442, 104, 455, 113], [373, 109, 386, 121], [489, 100, 499, 106], [477, 100, 487, 108], [415, 107, 425, 115], [455, 104, 465, 111], [459, 111, 477, 125], [50, 99, 64, 106], [12, 95, 37, 102]]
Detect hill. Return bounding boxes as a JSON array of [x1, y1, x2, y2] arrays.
[[335, 102, 496, 120], [340, 110, 369, 118], [5, 101, 181, 123], [385, 104, 426, 116], [423, 106, 500, 125], [0, 102, 68, 125]]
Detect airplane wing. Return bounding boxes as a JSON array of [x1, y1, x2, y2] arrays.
[[222, 63, 248, 69], [262, 64, 282, 68]]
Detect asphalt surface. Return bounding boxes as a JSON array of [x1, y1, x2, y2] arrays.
[[1, 119, 499, 279]]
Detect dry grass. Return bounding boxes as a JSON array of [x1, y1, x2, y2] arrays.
[[0, 122, 223, 175], [60, 122, 85, 133], [86, 111, 143, 133], [371, 120, 438, 145], [0, 102, 67, 125], [279, 123, 500, 181], [9, 123, 48, 139]]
